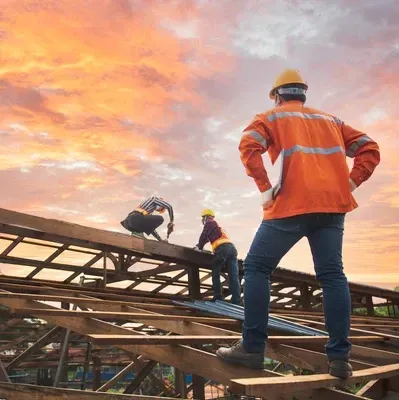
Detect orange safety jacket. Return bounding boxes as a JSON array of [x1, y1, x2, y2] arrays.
[[239, 101, 380, 220], [197, 218, 232, 252]]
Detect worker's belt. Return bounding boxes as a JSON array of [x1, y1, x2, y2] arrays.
[[134, 207, 149, 216], [211, 238, 231, 251]]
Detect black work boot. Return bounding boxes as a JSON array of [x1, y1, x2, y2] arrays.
[[216, 341, 264, 369], [329, 359, 353, 379]]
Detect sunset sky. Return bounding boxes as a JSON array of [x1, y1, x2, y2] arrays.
[[0, 0, 398, 289]]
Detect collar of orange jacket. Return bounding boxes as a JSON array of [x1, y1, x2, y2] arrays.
[[277, 100, 304, 107]]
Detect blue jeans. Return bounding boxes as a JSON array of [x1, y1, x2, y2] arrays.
[[242, 213, 351, 361], [213, 243, 241, 305]]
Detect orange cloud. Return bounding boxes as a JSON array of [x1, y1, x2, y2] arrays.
[[0, 0, 233, 175]]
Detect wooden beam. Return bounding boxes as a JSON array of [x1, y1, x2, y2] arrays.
[[64, 251, 104, 283], [84, 295, 239, 337], [0, 291, 183, 310], [0, 208, 211, 268], [230, 363, 399, 398], [174, 368, 186, 398], [0, 382, 180, 400], [92, 356, 102, 391], [356, 379, 387, 399], [88, 334, 386, 346], [0, 296, 279, 385], [6, 326, 62, 371], [27, 244, 70, 279], [12, 308, 240, 326], [0, 254, 132, 280], [1, 236, 24, 256], [134, 264, 185, 278], [0, 361, 10, 383], [273, 314, 399, 340], [80, 342, 92, 390], [96, 358, 139, 392], [300, 342, 399, 366], [266, 343, 374, 373], [124, 360, 157, 394]]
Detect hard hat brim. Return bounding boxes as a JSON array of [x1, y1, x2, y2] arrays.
[[269, 83, 308, 100]]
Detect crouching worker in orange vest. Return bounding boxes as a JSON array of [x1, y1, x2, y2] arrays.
[[216, 69, 380, 378], [194, 209, 241, 305], [120, 196, 174, 241]]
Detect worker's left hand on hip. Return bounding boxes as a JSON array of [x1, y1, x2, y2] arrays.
[[349, 178, 357, 192], [260, 187, 274, 209]]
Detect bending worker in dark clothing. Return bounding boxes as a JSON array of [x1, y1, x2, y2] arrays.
[[120, 196, 174, 241], [194, 209, 241, 305]]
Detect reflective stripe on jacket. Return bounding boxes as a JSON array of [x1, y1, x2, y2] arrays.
[[239, 101, 380, 220], [197, 218, 232, 252]]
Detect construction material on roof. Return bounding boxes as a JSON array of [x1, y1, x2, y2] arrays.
[[173, 299, 327, 336]]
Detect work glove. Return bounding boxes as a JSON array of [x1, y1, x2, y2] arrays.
[[260, 187, 275, 209], [193, 246, 200, 251], [349, 178, 357, 192]]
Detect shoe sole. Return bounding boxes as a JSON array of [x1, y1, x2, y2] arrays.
[[216, 350, 264, 370]]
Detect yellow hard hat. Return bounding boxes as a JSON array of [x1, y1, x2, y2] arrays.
[[269, 69, 308, 99], [201, 208, 215, 218]]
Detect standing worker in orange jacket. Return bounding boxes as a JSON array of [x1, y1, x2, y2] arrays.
[[194, 209, 241, 305], [216, 69, 380, 378]]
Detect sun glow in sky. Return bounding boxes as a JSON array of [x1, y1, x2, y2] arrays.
[[0, 0, 398, 288]]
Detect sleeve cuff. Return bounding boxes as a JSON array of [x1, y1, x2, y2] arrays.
[[257, 181, 272, 193], [349, 169, 365, 187]]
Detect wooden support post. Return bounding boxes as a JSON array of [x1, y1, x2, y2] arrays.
[[174, 367, 186, 398], [0, 361, 10, 383], [187, 267, 201, 300], [92, 356, 102, 391], [53, 328, 71, 387], [187, 267, 205, 399], [192, 373, 205, 400], [356, 379, 387, 399], [366, 295, 375, 316], [123, 360, 157, 394], [103, 251, 108, 288], [97, 360, 136, 392], [300, 283, 311, 310], [80, 341, 92, 390]]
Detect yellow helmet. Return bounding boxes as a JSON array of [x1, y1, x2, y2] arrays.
[[201, 208, 215, 218], [269, 69, 308, 99]]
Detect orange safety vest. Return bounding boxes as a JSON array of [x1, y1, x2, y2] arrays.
[[134, 207, 149, 215], [240, 101, 380, 220], [211, 222, 231, 252]]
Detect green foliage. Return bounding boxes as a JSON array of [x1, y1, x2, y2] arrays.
[[353, 305, 399, 318]]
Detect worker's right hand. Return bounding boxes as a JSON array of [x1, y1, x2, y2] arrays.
[[167, 222, 174, 230], [260, 187, 274, 209]]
